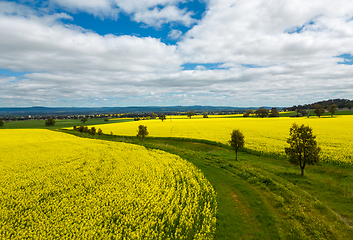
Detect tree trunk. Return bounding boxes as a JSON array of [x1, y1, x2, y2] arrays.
[[301, 167, 304, 176], [235, 151, 238, 161]]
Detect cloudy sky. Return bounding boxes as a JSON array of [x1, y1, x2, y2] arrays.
[[1, 0, 353, 107]]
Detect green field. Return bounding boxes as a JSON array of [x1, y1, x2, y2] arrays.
[[0, 118, 133, 129]]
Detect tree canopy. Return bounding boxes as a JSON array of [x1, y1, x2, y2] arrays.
[[159, 114, 166, 122], [347, 102, 353, 110], [90, 127, 96, 136], [327, 104, 337, 117], [243, 109, 253, 117], [98, 128, 103, 138], [285, 123, 320, 176], [187, 111, 195, 118], [81, 116, 88, 124], [313, 104, 325, 118], [45, 117, 55, 127], [229, 129, 245, 160], [255, 108, 269, 118], [0, 118, 4, 127], [296, 109, 308, 117], [269, 108, 279, 117], [137, 125, 149, 141]]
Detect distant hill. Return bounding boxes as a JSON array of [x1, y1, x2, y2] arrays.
[[0, 106, 253, 117], [284, 99, 353, 111]]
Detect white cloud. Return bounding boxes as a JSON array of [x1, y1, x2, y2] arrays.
[[179, 0, 353, 65], [0, 5, 182, 74], [0, 2, 187, 106], [168, 29, 183, 39], [113, 0, 183, 13], [50, 0, 118, 19], [195, 65, 206, 70], [133, 5, 195, 28], [49, 0, 195, 27], [1, 1, 353, 107]]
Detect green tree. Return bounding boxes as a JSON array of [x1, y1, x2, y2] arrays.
[[327, 104, 337, 117], [91, 127, 96, 136], [203, 113, 208, 118], [243, 109, 253, 117], [78, 125, 84, 132], [73, 125, 77, 131], [45, 117, 55, 127], [81, 116, 88, 124], [187, 111, 195, 118], [269, 108, 279, 117], [313, 104, 325, 118], [98, 128, 103, 138], [347, 102, 353, 110], [285, 123, 321, 176], [159, 114, 166, 122], [255, 108, 269, 118], [151, 112, 158, 119], [136, 125, 149, 142], [0, 118, 4, 127], [228, 129, 245, 160], [104, 118, 109, 122], [297, 109, 308, 117]]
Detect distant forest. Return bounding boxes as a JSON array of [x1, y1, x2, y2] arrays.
[[283, 99, 353, 111], [1, 99, 352, 120]]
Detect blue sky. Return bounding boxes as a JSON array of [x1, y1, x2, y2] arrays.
[[1, 0, 353, 107]]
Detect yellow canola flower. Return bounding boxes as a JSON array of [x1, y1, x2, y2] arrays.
[[91, 115, 353, 165], [0, 129, 217, 239]]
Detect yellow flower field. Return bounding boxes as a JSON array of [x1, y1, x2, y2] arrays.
[[92, 115, 353, 165], [0, 129, 217, 239]]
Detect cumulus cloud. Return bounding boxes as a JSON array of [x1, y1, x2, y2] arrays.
[[49, 0, 195, 27], [168, 29, 183, 39], [0, 3, 182, 74], [50, 0, 116, 19], [174, 0, 353, 105], [0, 2, 186, 106], [179, 0, 353, 65], [133, 5, 195, 28], [1, 0, 353, 107]]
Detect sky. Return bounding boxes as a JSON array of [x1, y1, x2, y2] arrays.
[[1, 0, 353, 107]]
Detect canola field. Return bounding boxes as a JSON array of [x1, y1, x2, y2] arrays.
[[92, 115, 353, 165], [0, 129, 217, 239]]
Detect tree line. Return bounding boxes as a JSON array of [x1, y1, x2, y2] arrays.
[[291, 104, 337, 118], [284, 98, 352, 111], [243, 108, 280, 118], [243, 104, 339, 118], [73, 125, 104, 138]]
